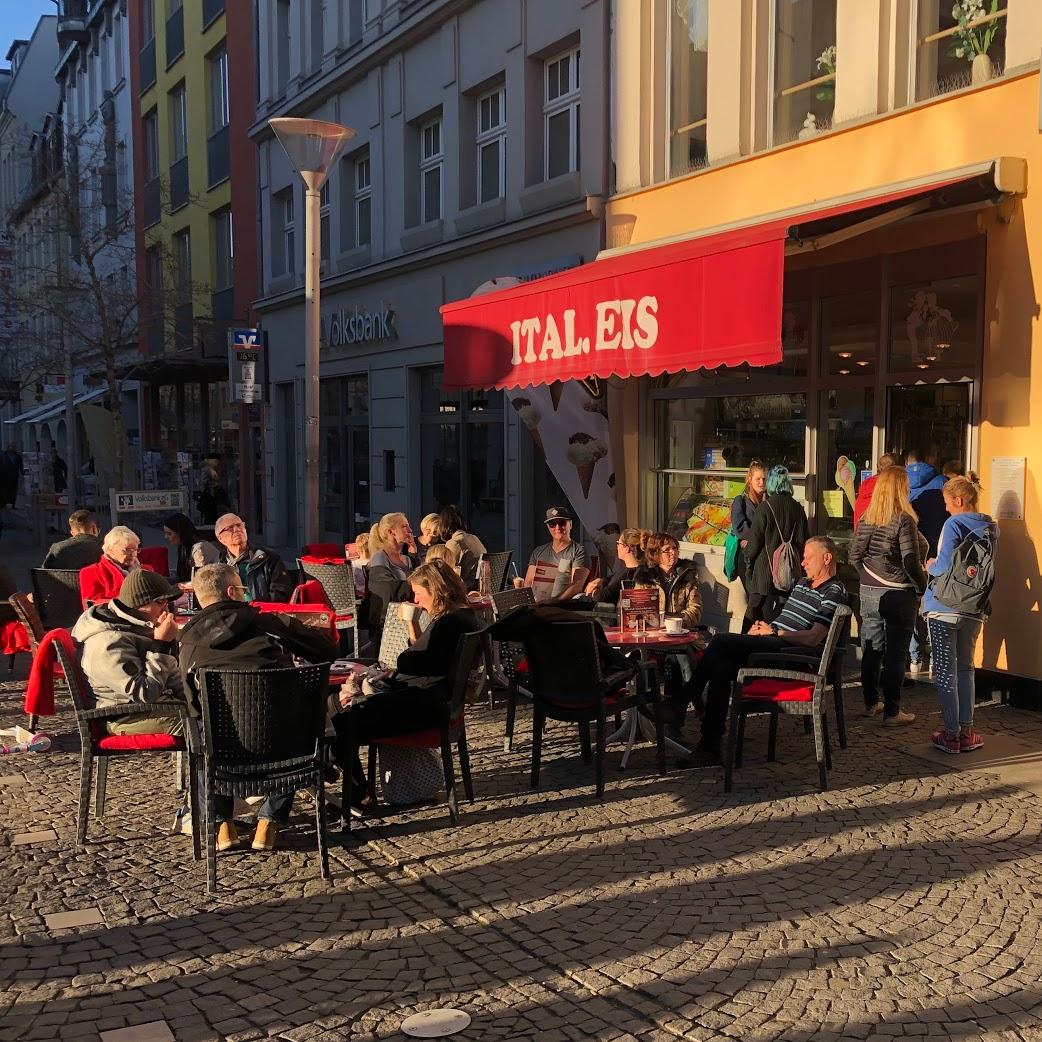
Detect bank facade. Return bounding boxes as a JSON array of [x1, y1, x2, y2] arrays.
[[251, 0, 610, 559]]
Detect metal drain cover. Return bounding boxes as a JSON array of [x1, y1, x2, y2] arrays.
[[401, 1008, 471, 1037]]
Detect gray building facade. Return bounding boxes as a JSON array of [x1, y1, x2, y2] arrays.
[[250, 0, 610, 557]]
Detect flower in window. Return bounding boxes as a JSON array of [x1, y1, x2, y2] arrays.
[[949, 0, 1001, 60], [815, 44, 836, 102]]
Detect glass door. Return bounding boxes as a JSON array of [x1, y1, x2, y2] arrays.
[[886, 384, 971, 474]]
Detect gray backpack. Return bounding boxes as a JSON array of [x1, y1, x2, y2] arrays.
[[930, 525, 996, 615]]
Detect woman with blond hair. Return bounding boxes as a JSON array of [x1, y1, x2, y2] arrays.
[[416, 513, 442, 557], [585, 527, 646, 603], [333, 560, 478, 797], [849, 466, 928, 726], [731, 460, 768, 630], [366, 512, 416, 638]]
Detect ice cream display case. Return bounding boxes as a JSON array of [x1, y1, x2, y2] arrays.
[[665, 476, 745, 546]]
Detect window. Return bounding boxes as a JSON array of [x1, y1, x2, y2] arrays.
[[113, 12, 124, 81], [208, 46, 229, 132], [169, 83, 188, 161], [173, 227, 191, 293], [142, 109, 159, 180], [544, 47, 580, 180], [320, 181, 330, 266], [347, 0, 364, 45], [772, 0, 836, 145], [213, 209, 233, 289], [889, 275, 980, 373], [67, 75, 77, 130], [276, 188, 295, 275], [916, 0, 1007, 101], [669, 1, 709, 176], [142, 0, 156, 43], [354, 153, 371, 247], [276, 0, 291, 93], [100, 26, 111, 90], [420, 117, 442, 224], [311, 0, 325, 72], [476, 87, 505, 204]]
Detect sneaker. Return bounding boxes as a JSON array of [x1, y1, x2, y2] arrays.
[[252, 819, 279, 851], [216, 821, 239, 851], [883, 710, 916, 727], [931, 730, 961, 755], [863, 701, 884, 718], [909, 662, 923, 676], [960, 730, 985, 753]]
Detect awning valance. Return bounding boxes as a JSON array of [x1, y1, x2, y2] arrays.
[[441, 158, 1024, 391]]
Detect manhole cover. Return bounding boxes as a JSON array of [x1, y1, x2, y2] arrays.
[[401, 1008, 472, 1037]]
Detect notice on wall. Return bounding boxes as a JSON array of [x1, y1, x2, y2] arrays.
[[991, 457, 1026, 521]]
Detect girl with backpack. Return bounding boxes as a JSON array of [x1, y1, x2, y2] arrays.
[[924, 476, 998, 755], [848, 466, 927, 727], [730, 460, 768, 631], [742, 466, 808, 623]]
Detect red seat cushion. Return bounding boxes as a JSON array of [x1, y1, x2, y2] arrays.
[[514, 658, 529, 674], [96, 732, 184, 752], [742, 678, 815, 703], [374, 714, 465, 748]]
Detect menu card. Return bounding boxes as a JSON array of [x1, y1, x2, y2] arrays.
[[618, 586, 661, 632], [531, 559, 564, 602]]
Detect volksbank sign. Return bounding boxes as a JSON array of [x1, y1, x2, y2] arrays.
[[322, 305, 397, 347]]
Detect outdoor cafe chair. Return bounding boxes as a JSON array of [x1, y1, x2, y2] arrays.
[[520, 617, 661, 798], [30, 568, 83, 630], [724, 605, 853, 793], [340, 630, 485, 833], [10, 593, 48, 729], [51, 636, 199, 853], [479, 550, 514, 593], [491, 586, 535, 751], [297, 558, 360, 656], [198, 663, 331, 893]]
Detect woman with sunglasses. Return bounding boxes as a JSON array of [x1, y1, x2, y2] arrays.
[[585, 528, 646, 603]]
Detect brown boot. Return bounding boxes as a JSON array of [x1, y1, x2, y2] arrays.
[[216, 821, 239, 851], [252, 819, 279, 851]]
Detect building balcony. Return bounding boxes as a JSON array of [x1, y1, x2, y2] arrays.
[[169, 157, 189, 211], [207, 126, 229, 188], [165, 6, 185, 66], [139, 39, 157, 92]]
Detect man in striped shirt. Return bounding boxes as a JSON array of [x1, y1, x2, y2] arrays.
[[674, 535, 848, 766]]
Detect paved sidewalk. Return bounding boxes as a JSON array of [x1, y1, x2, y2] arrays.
[[2, 670, 1042, 1041]]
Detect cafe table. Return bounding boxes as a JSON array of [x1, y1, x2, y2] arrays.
[[601, 626, 706, 768]]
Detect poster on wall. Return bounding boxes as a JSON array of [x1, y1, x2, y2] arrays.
[[991, 457, 1026, 521]]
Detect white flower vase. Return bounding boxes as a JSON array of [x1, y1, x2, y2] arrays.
[[971, 53, 994, 85]]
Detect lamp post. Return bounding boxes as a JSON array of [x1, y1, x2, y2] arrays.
[[269, 117, 355, 545]]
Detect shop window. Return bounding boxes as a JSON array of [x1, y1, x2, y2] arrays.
[[889, 274, 979, 373], [818, 387, 874, 565], [420, 117, 443, 224], [669, 0, 709, 177], [477, 86, 506, 204], [544, 47, 580, 180], [772, 0, 836, 146], [916, 0, 1007, 102], [821, 291, 878, 377]]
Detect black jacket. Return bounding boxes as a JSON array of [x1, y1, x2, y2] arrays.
[[219, 545, 294, 603], [367, 550, 415, 629], [42, 533, 103, 569], [849, 514, 928, 594], [743, 493, 809, 597], [178, 599, 336, 701], [396, 608, 479, 685]]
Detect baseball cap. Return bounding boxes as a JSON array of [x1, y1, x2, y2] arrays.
[[544, 506, 573, 525], [119, 569, 180, 608]]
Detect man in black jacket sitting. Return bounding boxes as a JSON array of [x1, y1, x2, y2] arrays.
[[179, 563, 336, 852]]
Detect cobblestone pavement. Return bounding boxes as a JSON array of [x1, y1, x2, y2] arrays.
[[3, 662, 1042, 1042]]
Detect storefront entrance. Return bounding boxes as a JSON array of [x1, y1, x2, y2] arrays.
[[320, 375, 371, 543]]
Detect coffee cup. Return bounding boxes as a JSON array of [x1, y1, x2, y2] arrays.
[[401, 602, 417, 621], [512, 576, 525, 590], [664, 615, 684, 635]]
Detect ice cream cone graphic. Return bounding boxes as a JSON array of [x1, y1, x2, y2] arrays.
[[835, 456, 857, 510], [511, 397, 544, 455], [548, 381, 564, 411], [567, 433, 608, 499]]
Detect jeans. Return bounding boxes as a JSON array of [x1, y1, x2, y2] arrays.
[[928, 615, 983, 735], [909, 608, 929, 666], [106, 713, 292, 824], [859, 587, 918, 716], [673, 633, 794, 745]]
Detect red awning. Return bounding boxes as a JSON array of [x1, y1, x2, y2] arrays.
[[441, 162, 1018, 391]]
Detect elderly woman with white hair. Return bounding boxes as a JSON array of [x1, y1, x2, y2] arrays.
[[79, 525, 156, 609]]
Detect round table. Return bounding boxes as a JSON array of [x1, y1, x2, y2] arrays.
[[602, 627, 706, 767]]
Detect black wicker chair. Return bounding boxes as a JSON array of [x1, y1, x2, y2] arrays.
[[479, 551, 514, 593], [52, 638, 198, 852], [491, 587, 536, 751], [198, 663, 332, 893], [296, 559, 359, 655], [340, 630, 484, 833], [521, 618, 663, 798], [30, 568, 83, 629]]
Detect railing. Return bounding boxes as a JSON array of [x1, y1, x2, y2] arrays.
[[202, 0, 225, 29], [139, 39, 156, 91], [143, 176, 160, 227], [165, 6, 184, 66], [207, 125, 229, 188], [169, 157, 188, 211]]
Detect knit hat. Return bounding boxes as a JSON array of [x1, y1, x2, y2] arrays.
[[119, 569, 180, 608]]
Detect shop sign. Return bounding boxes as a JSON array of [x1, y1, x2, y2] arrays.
[[110, 490, 184, 512], [227, 328, 268, 405], [322, 305, 396, 347], [991, 457, 1026, 521]]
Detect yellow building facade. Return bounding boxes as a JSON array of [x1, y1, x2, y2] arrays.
[[610, 0, 1042, 697]]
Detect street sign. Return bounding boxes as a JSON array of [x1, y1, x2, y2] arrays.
[[109, 489, 186, 516], [228, 328, 268, 404]]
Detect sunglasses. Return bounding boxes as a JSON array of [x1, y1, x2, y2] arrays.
[[546, 520, 569, 529]]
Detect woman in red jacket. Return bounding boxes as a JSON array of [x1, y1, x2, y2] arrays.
[[79, 525, 155, 608]]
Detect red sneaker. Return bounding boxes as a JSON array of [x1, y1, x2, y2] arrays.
[[959, 730, 984, 753], [931, 730, 961, 755]]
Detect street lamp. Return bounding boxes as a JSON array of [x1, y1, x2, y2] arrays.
[[269, 117, 355, 545]]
